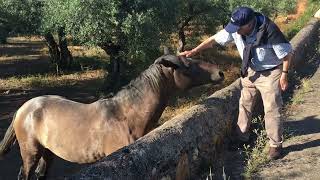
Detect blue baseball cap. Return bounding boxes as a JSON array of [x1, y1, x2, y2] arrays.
[[224, 7, 255, 33]]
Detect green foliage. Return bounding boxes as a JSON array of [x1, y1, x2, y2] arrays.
[[0, 0, 43, 35], [0, 0, 303, 85], [47, 0, 171, 74], [41, 0, 230, 68], [167, 0, 230, 49], [41, 0, 73, 33], [227, 0, 296, 18]]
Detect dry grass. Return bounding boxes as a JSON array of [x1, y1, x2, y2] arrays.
[[0, 35, 106, 90], [0, 70, 104, 90], [6, 36, 45, 43], [69, 46, 107, 58], [0, 55, 43, 61], [290, 78, 312, 106], [274, 0, 308, 32], [160, 105, 193, 125]]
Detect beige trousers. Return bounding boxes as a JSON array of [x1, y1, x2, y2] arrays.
[[238, 66, 283, 147]]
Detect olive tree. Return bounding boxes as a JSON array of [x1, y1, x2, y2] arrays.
[[0, 0, 42, 42], [227, 0, 296, 18], [168, 0, 228, 52], [0, 0, 73, 72], [1, 0, 297, 91], [45, 0, 178, 92], [41, 0, 74, 73]]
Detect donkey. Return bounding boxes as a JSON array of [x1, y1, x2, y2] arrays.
[[0, 54, 224, 180]]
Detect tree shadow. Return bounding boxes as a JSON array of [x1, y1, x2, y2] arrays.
[[285, 116, 320, 136], [0, 42, 45, 56], [282, 139, 320, 157], [283, 52, 320, 103], [0, 56, 51, 78], [280, 116, 320, 157], [0, 78, 101, 179], [0, 40, 52, 78]]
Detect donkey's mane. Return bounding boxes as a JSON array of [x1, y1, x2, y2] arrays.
[[112, 64, 167, 103]]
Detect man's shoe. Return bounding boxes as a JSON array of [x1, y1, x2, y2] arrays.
[[268, 146, 282, 160]]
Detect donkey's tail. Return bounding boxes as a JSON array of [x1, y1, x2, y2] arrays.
[[0, 112, 17, 159]]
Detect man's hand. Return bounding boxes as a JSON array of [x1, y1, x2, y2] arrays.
[[179, 49, 197, 57], [179, 36, 216, 57], [280, 73, 288, 91]]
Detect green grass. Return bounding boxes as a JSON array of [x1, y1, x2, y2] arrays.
[[242, 116, 269, 179], [285, 0, 320, 39]]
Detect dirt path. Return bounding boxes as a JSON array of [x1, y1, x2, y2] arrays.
[[275, 0, 307, 31], [253, 49, 320, 179], [0, 39, 99, 179]]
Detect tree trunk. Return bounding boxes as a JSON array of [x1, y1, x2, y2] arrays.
[[101, 42, 122, 94], [178, 28, 186, 53], [44, 33, 60, 73], [58, 27, 73, 69], [44, 29, 74, 74], [105, 55, 122, 93], [178, 16, 194, 53]]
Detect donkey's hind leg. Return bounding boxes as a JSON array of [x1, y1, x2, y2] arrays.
[[35, 149, 54, 180], [18, 141, 42, 180]]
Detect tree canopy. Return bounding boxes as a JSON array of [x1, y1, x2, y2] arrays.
[[0, 0, 296, 90]]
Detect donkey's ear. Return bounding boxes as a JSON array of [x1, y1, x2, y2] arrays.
[[154, 55, 182, 69]]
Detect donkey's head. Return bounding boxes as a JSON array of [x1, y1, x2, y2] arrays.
[[154, 55, 224, 90]]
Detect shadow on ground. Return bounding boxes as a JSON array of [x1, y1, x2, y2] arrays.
[[0, 42, 52, 78], [284, 139, 320, 156]]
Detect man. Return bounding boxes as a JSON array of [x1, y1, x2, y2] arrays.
[[180, 7, 292, 160]]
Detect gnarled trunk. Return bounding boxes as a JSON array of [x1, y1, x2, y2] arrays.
[[44, 33, 60, 73], [101, 42, 123, 94], [44, 28, 73, 74], [178, 16, 193, 52], [58, 27, 73, 69]]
